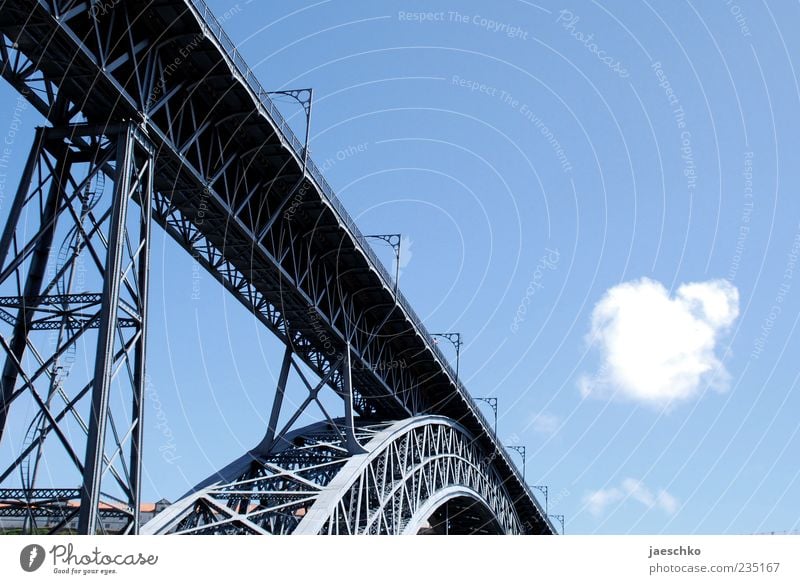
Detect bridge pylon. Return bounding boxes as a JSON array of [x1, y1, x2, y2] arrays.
[[0, 122, 154, 534]]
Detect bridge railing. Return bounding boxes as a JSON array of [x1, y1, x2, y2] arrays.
[[186, 0, 551, 529]]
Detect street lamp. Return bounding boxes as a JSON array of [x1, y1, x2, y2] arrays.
[[266, 88, 313, 171], [507, 445, 526, 482], [364, 234, 402, 293], [531, 484, 548, 514], [474, 397, 498, 437], [431, 332, 462, 384]]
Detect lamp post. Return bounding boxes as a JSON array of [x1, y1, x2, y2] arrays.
[[431, 332, 462, 384], [474, 397, 498, 438], [266, 89, 313, 172], [507, 445, 526, 482], [531, 484, 548, 514], [364, 234, 402, 293], [549, 514, 565, 535]]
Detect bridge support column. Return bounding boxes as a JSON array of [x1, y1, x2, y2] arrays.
[[252, 341, 366, 456], [253, 344, 293, 455], [0, 123, 154, 534], [340, 344, 366, 455]]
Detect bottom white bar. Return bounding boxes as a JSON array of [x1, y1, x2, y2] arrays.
[[1, 535, 798, 583]]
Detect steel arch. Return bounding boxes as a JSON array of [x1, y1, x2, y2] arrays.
[[402, 486, 503, 535], [142, 416, 523, 535]]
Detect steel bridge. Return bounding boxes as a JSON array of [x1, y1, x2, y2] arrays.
[[0, 0, 555, 535]]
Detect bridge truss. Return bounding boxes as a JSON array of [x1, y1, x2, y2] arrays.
[[143, 417, 522, 535]]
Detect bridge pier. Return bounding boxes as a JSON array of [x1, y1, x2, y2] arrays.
[[0, 122, 154, 534]]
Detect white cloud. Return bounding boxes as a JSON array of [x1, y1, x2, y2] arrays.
[[581, 278, 739, 406], [584, 478, 679, 517], [657, 489, 680, 515], [531, 412, 561, 435], [584, 487, 623, 516], [622, 478, 656, 507]]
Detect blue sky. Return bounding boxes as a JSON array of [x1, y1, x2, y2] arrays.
[[1, 0, 799, 534]]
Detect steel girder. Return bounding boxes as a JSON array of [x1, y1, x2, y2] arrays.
[[142, 416, 521, 535], [0, 488, 130, 524], [0, 0, 554, 534]]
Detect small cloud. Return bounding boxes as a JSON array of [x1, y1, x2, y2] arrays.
[[531, 412, 561, 435], [657, 489, 680, 514], [584, 478, 679, 517], [622, 478, 656, 507], [581, 278, 739, 406], [584, 487, 623, 516]]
